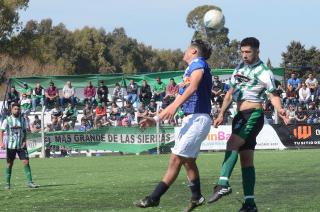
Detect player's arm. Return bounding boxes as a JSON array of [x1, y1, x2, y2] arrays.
[[0, 130, 4, 149], [214, 87, 234, 127]]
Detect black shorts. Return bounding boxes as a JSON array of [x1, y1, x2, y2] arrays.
[[232, 108, 264, 151], [6, 148, 29, 162]]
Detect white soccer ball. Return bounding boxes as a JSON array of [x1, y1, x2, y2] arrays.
[[203, 9, 225, 30]]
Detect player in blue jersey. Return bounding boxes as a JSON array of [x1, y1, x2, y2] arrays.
[[135, 40, 212, 211]]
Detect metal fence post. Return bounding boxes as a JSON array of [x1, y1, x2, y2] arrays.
[[40, 106, 46, 158]]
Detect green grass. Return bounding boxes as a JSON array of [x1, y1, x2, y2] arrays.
[[0, 149, 319, 212]]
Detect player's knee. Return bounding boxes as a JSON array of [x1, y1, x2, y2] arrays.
[[170, 154, 183, 167]]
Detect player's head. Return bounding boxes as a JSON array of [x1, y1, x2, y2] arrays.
[[240, 37, 260, 65], [184, 39, 212, 63], [11, 103, 21, 117]]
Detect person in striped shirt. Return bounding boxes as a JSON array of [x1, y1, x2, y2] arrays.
[[207, 37, 288, 212], [0, 103, 38, 189]]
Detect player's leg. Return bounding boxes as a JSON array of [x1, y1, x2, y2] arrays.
[[239, 150, 257, 212], [6, 149, 16, 189], [18, 149, 38, 188]]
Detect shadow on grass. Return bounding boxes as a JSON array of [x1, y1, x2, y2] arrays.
[[38, 183, 78, 188]]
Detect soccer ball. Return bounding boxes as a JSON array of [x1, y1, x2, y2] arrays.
[[203, 9, 225, 30]]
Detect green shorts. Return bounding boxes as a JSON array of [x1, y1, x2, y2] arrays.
[[6, 148, 29, 162], [232, 108, 264, 151]]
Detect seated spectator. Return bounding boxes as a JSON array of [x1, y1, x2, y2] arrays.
[[94, 102, 107, 128], [51, 116, 62, 131], [23, 113, 31, 132], [97, 80, 109, 104], [20, 82, 32, 99], [109, 102, 121, 121], [305, 73, 318, 95], [79, 118, 92, 132], [121, 116, 131, 127], [295, 105, 307, 123], [31, 115, 41, 133], [139, 80, 152, 104], [211, 76, 224, 105], [83, 81, 96, 107], [223, 78, 231, 93], [285, 84, 298, 106], [20, 94, 32, 115], [83, 103, 94, 126], [111, 82, 123, 103], [314, 86, 320, 106], [211, 102, 221, 119], [62, 102, 78, 129], [298, 83, 311, 105], [174, 108, 184, 126], [50, 103, 63, 122], [7, 86, 20, 109], [287, 73, 301, 91], [60, 80, 76, 108], [163, 78, 179, 104], [123, 101, 135, 123], [126, 79, 138, 104], [286, 104, 296, 124], [32, 83, 44, 112], [307, 103, 318, 124], [152, 77, 166, 101], [45, 82, 59, 108], [137, 102, 148, 123], [147, 99, 157, 117]]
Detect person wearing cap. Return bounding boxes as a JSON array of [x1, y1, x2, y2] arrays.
[[97, 80, 109, 105], [21, 82, 32, 99], [45, 82, 59, 108], [32, 83, 44, 112]]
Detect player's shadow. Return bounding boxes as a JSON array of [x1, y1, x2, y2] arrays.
[[38, 183, 77, 188]]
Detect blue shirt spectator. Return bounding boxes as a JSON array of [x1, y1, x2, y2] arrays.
[[287, 73, 301, 91]]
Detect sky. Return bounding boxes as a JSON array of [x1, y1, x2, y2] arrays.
[[19, 0, 320, 67]]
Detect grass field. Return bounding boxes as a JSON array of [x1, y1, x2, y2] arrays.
[[0, 149, 319, 212]]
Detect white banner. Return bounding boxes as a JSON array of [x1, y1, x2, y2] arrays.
[[200, 124, 286, 150]]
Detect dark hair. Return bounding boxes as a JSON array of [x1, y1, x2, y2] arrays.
[[190, 39, 212, 60], [11, 103, 20, 108], [240, 37, 260, 49]]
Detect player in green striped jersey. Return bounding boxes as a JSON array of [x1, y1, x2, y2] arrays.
[[0, 103, 38, 189]]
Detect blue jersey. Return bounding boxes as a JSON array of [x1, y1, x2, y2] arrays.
[[179, 57, 212, 114]]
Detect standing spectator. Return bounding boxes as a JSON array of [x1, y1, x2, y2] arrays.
[[111, 83, 123, 103], [305, 73, 318, 95], [62, 102, 78, 129], [152, 77, 166, 101], [94, 103, 107, 128], [60, 81, 75, 108], [163, 78, 179, 103], [83, 81, 96, 107], [7, 86, 20, 109], [97, 80, 109, 104], [45, 82, 59, 108], [298, 83, 311, 105], [285, 84, 298, 106], [306, 103, 318, 124], [295, 105, 307, 123], [287, 73, 301, 91], [20, 82, 32, 99], [32, 83, 44, 112], [137, 102, 148, 123], [139, 80, 152, 104], [31, 115, 41, 133], [126, 79, 138, 104], [211, 76, 224, 105]]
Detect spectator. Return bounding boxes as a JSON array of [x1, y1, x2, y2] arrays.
[[32, 83, 44, 112], [174, 108, 184, 126], [147, 99, 157, 117], [298, 83, 311, 105], [110, 102, 121, 121], [79, 118, 92, 132], [307, 103, 318, 124], [137, 102, 148, 123], [305, 73, 318, 95], [83, 103, 94, 126], [152, 77, 166, 101], [51, 116, 62, 131], [123, 101, 135, 123], [20, 94, 32, 115], [223, 78, 231, 93], [45, 82, 59, 108], [62, 102, 78, 129], [121, 116, 131, 127], [83, 81, 96, 107], [50, 103, 63, 122], [111, 82, 123, 103], [60, 80, 75, 108], [211, 76, 224, 105], [139, 80, 152, 104], [97, 80, 109, 104], [20, 82, 32, 99], [286, 104, 296, 124], [94, 102, 107, 128], [7, 86, 20, 109], [126, 79, 138, 104], [295, 105, 307, 123], [285, 84, 298, 106], [163, 78, 179, 104], [211, 102, 221, 119], [314, 86, 320, 106], [31, 115, 41, 133], [287, 73, 301, 91], [23, 113, 31, 132]]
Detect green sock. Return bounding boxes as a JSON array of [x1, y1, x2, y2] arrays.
[[24, 165, 33, 183], [242, 166, 255, 206], [217, 151, 238, 186], [6, 167, 12, 185]]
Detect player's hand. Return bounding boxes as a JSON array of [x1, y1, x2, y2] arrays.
[[213, 114, 223, 128], [159, 104, 178, 121], [278, 108, 286, 117], [139, 116, 156, 128]]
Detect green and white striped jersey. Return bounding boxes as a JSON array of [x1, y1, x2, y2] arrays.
[[230, 60, 276, 103], [0, 115, 26, 149]]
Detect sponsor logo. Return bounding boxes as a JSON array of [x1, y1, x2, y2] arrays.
[[293, 126, 311, 140]]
